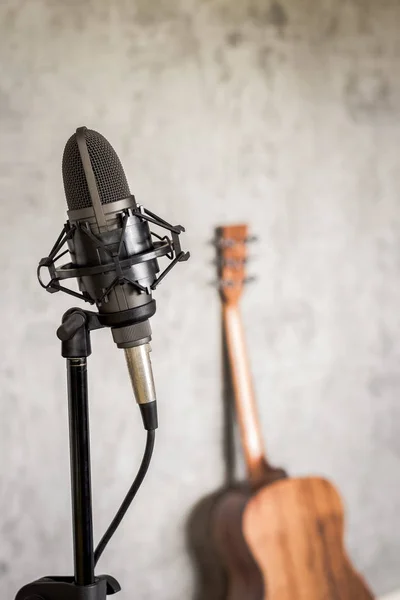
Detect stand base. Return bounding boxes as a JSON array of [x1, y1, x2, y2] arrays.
[[15, 574, 121, 600]]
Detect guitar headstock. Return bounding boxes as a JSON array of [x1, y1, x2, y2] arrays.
[[215, 224, 250, 305]]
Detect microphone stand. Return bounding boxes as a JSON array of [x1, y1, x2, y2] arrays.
[[15, 308, 121, 600]]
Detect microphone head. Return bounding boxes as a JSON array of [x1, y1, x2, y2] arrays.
[[62, 127, 131, 211]]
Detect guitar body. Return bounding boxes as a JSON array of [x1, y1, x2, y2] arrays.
[[190, 477, 374, 600], [241, 477, 374, 600]]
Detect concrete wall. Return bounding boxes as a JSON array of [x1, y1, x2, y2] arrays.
[[1, 0, 400, 597], [384, 593, 400, 600]]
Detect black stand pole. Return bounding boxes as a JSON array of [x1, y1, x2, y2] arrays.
[[15, 308, 121, 600], [68, 356, 95, 586]]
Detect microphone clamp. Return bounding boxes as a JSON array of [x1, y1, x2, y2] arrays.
[[37, 200, 190, 305]]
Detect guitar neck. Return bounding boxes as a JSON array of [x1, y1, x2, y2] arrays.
[[223, 302, 272, 488]]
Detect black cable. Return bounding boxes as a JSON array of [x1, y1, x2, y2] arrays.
[[94, 428, 156, 566]]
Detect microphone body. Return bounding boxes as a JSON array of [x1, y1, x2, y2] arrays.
[[39, 126, 190, 428], [62, 128, 157, 348]]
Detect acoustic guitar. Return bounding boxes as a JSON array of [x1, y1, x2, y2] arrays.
[[188, 224, 375, 600]]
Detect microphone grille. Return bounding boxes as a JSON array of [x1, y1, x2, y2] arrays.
[[62, 128, 131, 211]]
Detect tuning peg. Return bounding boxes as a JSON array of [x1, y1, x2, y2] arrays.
[[208, 279, 220, 288], [211, 238, 236, 248], [246, 235, 258, 243], [209, 236, 225, 247], [209, 277, 257, 289], [219, 280, 239, 288], [210, 235, 258, 247], [208, 279, 236, 289], [244, 275, 257, 284]]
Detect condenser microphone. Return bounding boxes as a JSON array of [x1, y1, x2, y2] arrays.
[[38, 126, 189, 429]]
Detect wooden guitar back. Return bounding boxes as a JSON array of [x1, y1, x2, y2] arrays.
[[243, 477, 374, 600]]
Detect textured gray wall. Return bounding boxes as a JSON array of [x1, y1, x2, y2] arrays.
[[1, 0, 400, 597]]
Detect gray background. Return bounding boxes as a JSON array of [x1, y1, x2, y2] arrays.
[[1, 0, 400, 598]]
